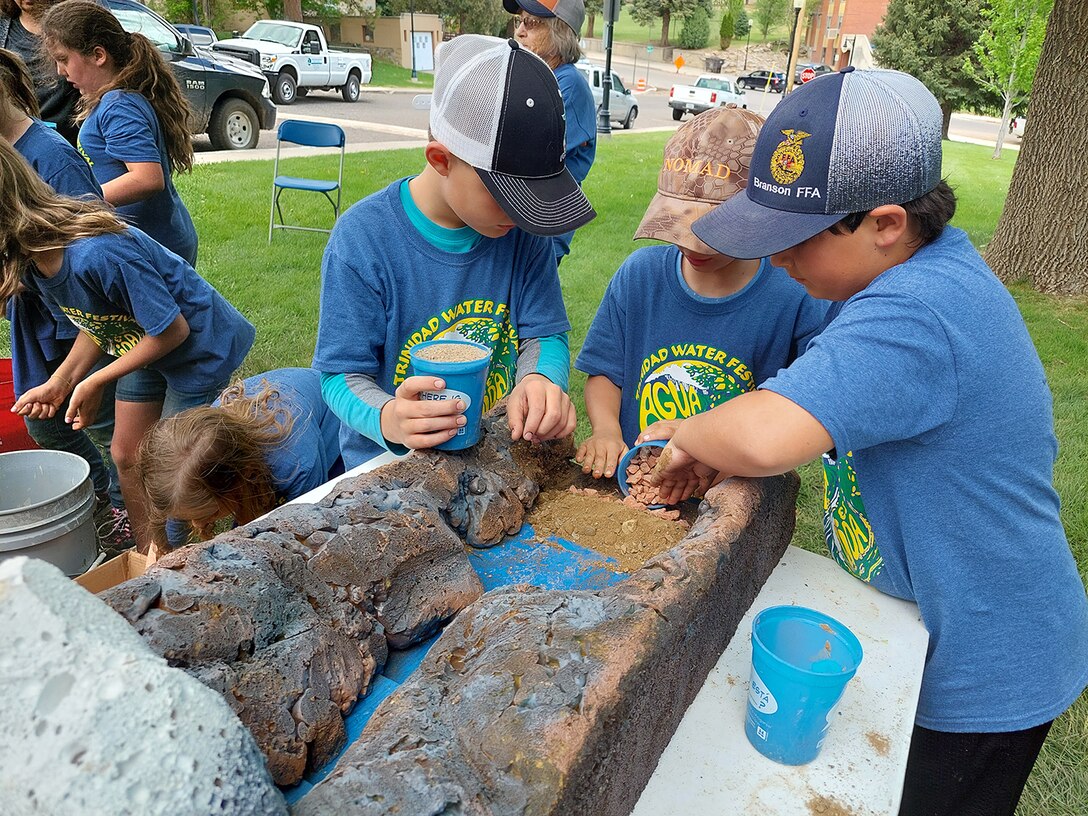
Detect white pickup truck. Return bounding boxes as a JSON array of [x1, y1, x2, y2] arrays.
[[668, 74, 746, 121], [214, 20, 371, 105]]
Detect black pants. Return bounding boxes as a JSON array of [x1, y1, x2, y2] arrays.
[[898, 721, 1053, 816]]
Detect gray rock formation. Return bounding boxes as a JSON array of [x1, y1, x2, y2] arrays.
[[94, 409, 559, 786], [101, 537, 388, 786], [0, 557, 286, 816], [294, 474, 799, 815]]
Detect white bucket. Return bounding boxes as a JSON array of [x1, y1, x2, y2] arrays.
[[0, 450, 96, 576]]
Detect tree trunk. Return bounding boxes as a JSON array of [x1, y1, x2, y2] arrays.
[[993, 84, 1013, 160], [660, 11, 670, 47], [283, 0, 302, 22], [985, 0, 1088, 294], [586, 11, 596, 40], [939, 102, 952, 139]]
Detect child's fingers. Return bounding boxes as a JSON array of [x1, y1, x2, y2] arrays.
[[518, 394, 547, 443], [395, 376, 448, 400], [402, 424, 463, 450]]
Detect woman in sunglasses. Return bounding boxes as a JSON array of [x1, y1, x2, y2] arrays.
[[504, 0, 596, 265]]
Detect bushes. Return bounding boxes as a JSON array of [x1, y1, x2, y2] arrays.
[[679, 6, 710, 49]]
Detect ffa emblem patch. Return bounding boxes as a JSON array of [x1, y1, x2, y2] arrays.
[[769, 129, 811, 185]]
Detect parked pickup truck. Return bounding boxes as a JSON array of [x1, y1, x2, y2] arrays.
[[214, 20, 372, 105], [668, 74, 746, 121], [109, 0, 276, 150]]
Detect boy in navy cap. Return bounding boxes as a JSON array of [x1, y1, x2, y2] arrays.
[[313, 35, 595, 467], [648, 67, 1088, 815]]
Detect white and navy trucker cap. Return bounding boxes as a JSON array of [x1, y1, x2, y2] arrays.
[[692, 67, 943, 259], [430, 35, 595, 237]]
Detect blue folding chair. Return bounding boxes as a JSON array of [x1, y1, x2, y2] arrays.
[[268, 119, 346, 242]]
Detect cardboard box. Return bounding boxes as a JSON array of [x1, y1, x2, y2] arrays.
[[75, 551, 149, 594]]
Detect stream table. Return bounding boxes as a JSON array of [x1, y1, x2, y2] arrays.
[[288, 455, 929, 814]]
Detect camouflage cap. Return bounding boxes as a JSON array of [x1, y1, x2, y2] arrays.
[[634, 105, 763, 255]]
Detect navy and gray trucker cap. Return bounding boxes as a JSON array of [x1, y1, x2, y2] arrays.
[[693, 67, 943, 259]]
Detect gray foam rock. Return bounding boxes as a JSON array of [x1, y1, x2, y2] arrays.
[[294, 474, 798, 816], [0, 557, 286, 816], [100, 537, 387, 786]]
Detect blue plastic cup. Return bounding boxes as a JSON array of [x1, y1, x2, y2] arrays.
[[616, 440, 668, 509], [745, 605, 863, 765], [409, 339, 492, 451]]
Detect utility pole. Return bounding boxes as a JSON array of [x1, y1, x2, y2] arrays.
[[597, 0, 619, 135], [784, 0, 804, 94], [409, 0, 418, 81], [743, 18, 752, 70]]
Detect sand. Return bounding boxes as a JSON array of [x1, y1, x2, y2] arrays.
[[414, 343, 490, 363]]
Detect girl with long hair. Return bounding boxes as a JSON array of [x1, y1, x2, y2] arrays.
[[137, 368, 344, 542], [2, 139, 255, 551], [0, 47, 133, 551], [40, 0, 198, 264]]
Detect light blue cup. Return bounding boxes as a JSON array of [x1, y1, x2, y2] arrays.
[[616, 440, 668, 509], [409, 339, 492, 452], [745, 605, 863, 765]]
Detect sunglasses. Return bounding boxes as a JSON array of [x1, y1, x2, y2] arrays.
[[513, 15, 546, 30]]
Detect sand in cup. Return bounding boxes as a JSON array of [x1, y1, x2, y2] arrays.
[[409, 340, 492, 451], [745, 605, 863, 765]]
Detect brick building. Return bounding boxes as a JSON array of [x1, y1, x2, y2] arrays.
[[803, 0, 886, 69]]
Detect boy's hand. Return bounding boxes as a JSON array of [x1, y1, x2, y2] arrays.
[[575, 433, 627, 479], [381, 376, 467, 449], [11, 377, 68, 419], [508, 374, 576, 443], [636, 419, 683, 445], [66, 376, 105, 431], [646, 440, 720, 506]]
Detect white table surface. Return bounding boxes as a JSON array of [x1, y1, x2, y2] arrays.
[[289, 460, 928, 815], [633, 546, 928, 816]]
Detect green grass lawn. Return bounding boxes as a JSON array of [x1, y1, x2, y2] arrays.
[[5, 135, 1085, 812], [603, 5, 791, 48], [370, 57, 434, 88]]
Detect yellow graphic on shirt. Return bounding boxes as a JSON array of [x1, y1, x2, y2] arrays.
[[76, 137, 94, 168], [822, 451, 882, 582], [392, 298, 516, 412], [636, 343, 754, 430], [60, 306, 143, 356]]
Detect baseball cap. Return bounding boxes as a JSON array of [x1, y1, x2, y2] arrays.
[[693, 67, 943, 259], [633, 105, 763, 255], [430, 34, 595, 237], [503, 0, 586, 37]]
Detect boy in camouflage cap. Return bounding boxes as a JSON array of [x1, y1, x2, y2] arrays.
[[574, 105, 827, 479]]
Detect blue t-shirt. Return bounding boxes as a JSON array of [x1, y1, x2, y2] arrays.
[[33, 228, 254, 392], [78, 90, 197, 265], [213, 368, 343, 502], [554, 62, 597, 186], [551, 63, 597, 263], [576, 245, 828, 446], [762, 227, 1088, 731], [312, 178, 571, 467], [6, 120, 102, 396]]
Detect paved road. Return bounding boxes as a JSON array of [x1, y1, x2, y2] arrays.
[[195, 64, 1018, 162]]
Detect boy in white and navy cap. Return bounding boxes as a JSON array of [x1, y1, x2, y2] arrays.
[[650, 67, 1088, 815], [313, 35, 595, 467]]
